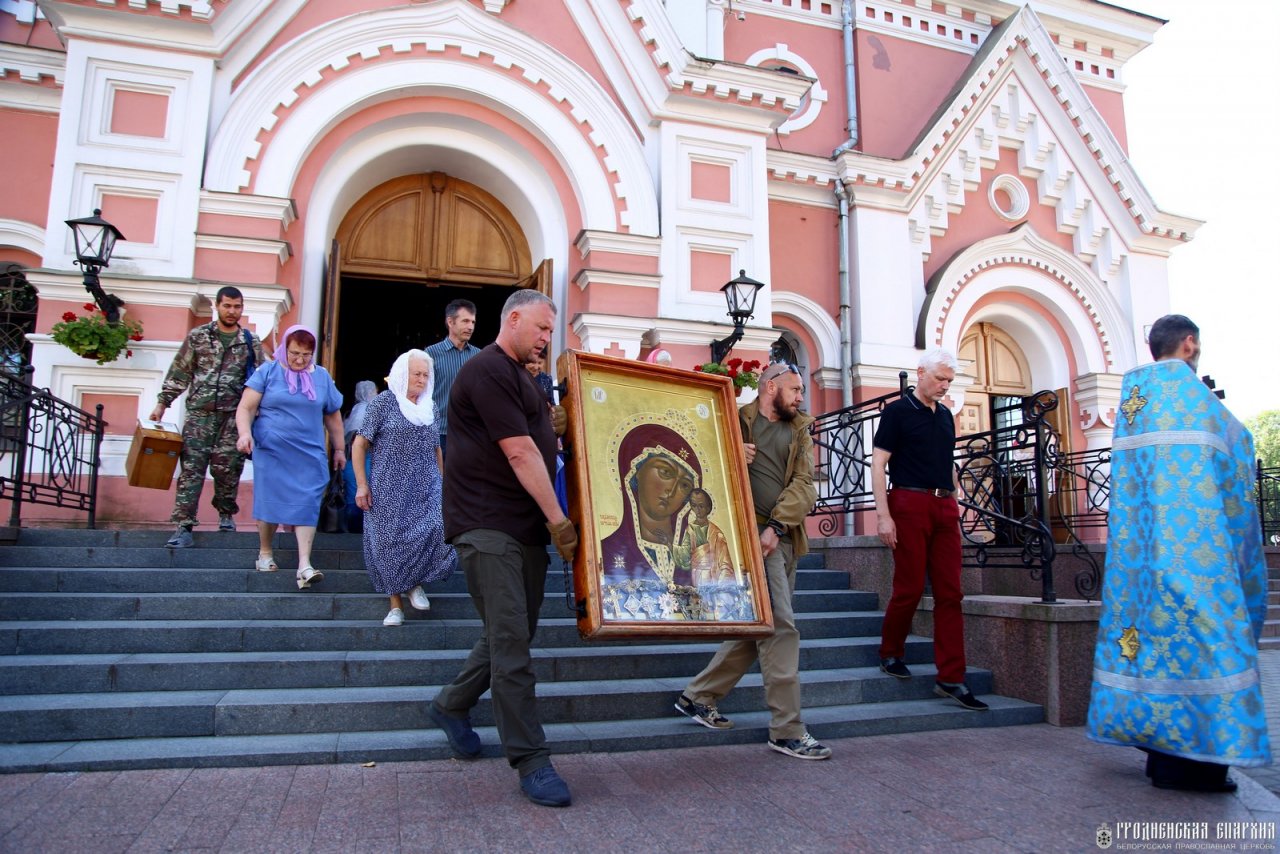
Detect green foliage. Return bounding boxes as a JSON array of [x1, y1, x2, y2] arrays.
[[50, 303, 144, 365], [693, 357, 761, 391], [1247, 410, 1280, 470]]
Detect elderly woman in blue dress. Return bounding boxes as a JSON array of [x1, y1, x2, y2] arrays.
[[235, 324, 345, 589], [352, 349, 456, 626]]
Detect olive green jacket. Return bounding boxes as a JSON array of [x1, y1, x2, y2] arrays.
[[738, 398, 817, 558]]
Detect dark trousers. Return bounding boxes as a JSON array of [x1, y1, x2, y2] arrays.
[[434, 529, 550, 775], [878, 490, 966, 683]]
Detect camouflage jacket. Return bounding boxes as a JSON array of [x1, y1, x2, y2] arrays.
[[158, 322, 266, 414]]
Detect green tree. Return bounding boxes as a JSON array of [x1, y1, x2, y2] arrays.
[[1246, 410, 1280, 470]]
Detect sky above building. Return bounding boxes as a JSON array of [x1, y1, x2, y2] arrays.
[[1120, 0, 1279, 421]]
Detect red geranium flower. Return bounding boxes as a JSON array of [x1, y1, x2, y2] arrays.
[[727, 357, 742, 368], [693, 364, 703, 372], [83, 303, 97, 312], [129, 333, 143, 341], [62, 311, 77, 322], [125, 350, 133, 358]]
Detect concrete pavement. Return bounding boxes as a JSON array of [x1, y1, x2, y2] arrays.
[[4, 658, 1280, 852]]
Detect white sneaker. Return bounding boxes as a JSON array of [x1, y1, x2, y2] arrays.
[[383, 608, 404, 626], [408, 586, 431, 611]]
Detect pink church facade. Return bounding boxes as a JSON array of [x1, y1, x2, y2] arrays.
[[0, 0, 1195, 526]]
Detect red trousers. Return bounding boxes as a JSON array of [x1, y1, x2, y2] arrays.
[[878, 490, 966, 683]]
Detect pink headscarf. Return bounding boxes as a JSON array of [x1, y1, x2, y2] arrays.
[[279, 324, 317, 401]]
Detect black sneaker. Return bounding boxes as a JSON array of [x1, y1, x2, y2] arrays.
[[674, 693, 733, 729], [879, 657, 911, 679], [427, 702, 482, 759], [218, 515, 236, 532], [520, 765, 571, 807], [933, 682, 989, 711]]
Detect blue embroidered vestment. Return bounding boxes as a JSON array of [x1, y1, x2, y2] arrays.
[[1085, 359, 1271, 766]]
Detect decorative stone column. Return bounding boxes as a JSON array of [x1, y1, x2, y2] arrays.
[[1074, 372, 1123, 451]]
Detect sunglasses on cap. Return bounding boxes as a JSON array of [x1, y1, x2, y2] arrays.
[[760, 362, 801, 383]]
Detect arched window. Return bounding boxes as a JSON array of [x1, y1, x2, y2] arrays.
[[0, 264, 38, 374]]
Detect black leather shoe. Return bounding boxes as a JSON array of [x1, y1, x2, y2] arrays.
[[933, 682, 989, 711], [1152, 776, 1238, 793], [879, 658, 911, 679]]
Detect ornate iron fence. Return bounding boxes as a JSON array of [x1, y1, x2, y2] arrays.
[[808, 372, 908, 536], [810, 385, 1104, 601], [0, 365, 106, 528], [1259, 462, 1280, 547]]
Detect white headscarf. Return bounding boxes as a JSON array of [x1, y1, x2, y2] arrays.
[[388, 349, 436, 427]]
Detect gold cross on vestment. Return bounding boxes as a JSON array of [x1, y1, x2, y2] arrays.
[[1119, 385, 1147, 426], [1118, 625, 1140, 661]]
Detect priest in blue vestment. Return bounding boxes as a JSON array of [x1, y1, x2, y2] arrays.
[[1086, 314, 1271, 792]]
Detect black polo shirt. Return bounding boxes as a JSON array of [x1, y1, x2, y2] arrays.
[[873, 392, 955, 490], [443, 344, 556, 545]]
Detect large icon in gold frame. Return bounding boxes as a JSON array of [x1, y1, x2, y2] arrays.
[[557, 350, 773, 640]]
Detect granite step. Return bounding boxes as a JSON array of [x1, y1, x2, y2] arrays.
[[0, 664, 997, 743], [0, 694, 1045, 773], [0, 635, 938, 695]]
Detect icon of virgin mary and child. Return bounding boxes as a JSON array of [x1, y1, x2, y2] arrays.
[[598, 422, 755, 622]]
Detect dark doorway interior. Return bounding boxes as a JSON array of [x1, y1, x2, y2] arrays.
[[332, 276, 517, 405]]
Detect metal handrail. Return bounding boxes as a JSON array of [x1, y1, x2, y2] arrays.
[[0, 365, 106, 529], [1258, 461, 1280, 547]]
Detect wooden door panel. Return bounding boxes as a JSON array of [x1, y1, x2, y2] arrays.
[[445, 195, 520, 277]]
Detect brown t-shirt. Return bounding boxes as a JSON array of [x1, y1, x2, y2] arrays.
[[443, 343, 556, 545]]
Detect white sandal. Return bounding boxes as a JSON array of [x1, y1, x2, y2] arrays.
[[296, 565, 323, 589], [255, 555, 278, 573]]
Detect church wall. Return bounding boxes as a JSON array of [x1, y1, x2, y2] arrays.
[[0, 108, 57, 229], [853, 29, 973, 158]]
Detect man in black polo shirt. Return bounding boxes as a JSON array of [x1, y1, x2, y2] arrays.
[[426, 289, 579, 807], [872, 348, 987, 711]]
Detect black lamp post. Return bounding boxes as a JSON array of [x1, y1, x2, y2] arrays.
[[65, 209, 126, 324], [708, 269, 764, 365]]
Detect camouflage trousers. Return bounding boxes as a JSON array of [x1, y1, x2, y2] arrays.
[[172, 410, 245, 529]]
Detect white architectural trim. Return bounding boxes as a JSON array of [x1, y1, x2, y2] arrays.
[[198, 191, 297, 229], [572, 270, 660, 291], [770, 291, 840, 373], [296, 116, 570, 347], [571, 313, 657, 360], [204, 0, 657, 235], [640, 317, 778, 354], [194, 234, 291, 265], [0, 78, 61, 112], [0, 218, 44, 256], [0, 43, 64, 84], [742, 43, 827, 134], [918, 225, 1133, 376], [574, 230, 661, 260], [838, 5, 1197, 256]]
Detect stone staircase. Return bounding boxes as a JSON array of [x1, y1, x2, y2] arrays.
[[1261, 549, 1280, 650], [0, 528, 1043, 772]]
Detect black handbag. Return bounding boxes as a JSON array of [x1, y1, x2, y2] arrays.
[[318, 468, 347, 534]]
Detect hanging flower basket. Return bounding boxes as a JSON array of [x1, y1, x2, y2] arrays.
[[693, 357, 761, 395], [50, 303, 144, 365]]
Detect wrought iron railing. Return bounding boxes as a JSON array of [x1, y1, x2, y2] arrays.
[[952, 391, 1103, 602], [808, 372, 908, 536], [0, 365, 106, 529], [810, 385, 1104, 602], [1259, 462, 1280, 547]]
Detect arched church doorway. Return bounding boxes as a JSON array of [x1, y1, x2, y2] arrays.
[[326, 172, 549, 402], [955, 321, 1032, 436]]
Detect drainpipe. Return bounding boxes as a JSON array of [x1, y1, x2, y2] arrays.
[[834, 179, 854, 537], [832, 0, 859, 156]]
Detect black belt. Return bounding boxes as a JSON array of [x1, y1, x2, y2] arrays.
[[893, 486, 954, 498]]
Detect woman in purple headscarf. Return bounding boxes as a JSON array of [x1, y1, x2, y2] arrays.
[[235, 325, 344, 589], [599, 423, 701, 590]]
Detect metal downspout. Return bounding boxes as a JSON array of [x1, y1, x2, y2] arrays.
[[834, 180, 854, 536], [832, 0, 859, 155]]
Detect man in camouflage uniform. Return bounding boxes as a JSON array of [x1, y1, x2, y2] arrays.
[[150, 286, 265, 548]]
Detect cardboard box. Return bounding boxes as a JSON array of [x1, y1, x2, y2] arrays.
[[125, 420, 183, 490]]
